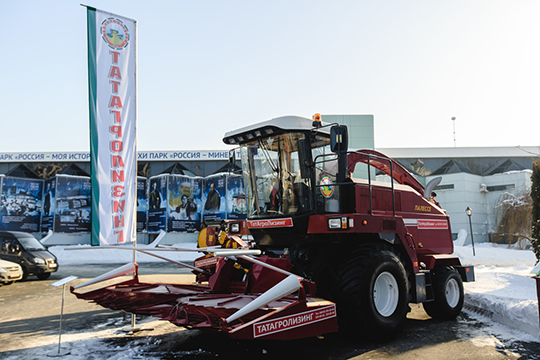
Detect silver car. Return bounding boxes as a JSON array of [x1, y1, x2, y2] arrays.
[[0, 259, 23, 285]]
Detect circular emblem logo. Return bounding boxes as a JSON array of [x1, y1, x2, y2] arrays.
[[320, 176, 334, 198], [101, 18, 129, 49]]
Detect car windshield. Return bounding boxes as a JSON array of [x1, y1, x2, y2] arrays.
[[17, 235, 46, 251]]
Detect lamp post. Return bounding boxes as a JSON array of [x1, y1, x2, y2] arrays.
[[451, 116, 456, 147], [465, 207, 475, 256]]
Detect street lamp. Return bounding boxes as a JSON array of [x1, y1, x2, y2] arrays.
[[465, 206, 475, 256], [451, 116, 456, 147]]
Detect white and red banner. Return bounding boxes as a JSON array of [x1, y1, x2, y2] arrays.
[[87, 7, 137, 246]]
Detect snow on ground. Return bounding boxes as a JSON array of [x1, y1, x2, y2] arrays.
[[454, 241, 540, 339]]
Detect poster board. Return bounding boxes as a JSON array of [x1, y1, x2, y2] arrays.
[[136, 177, 148, 232], [167, 175, 202, 232], [202, 173, 227, 223], [54, 175, 91, 233], [147, 175, 168, 233], [41, 178, 56, 232], [0, 176, 43, 232], [226, 175, 247, 220]]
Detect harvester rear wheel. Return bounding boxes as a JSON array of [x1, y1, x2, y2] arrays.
[[337, 248, 409, 336], [423, 266, 464, 320]]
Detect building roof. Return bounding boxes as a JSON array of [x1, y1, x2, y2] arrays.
[[376, 146, 540, 159]]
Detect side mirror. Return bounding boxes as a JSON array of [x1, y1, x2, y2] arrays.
[[330, 125, 348, 153], [228, 149, 237, 173]]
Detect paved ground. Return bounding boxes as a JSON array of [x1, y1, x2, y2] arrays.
[[1, 262, 539, 359]]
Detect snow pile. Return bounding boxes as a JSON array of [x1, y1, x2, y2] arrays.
[[454, 242, 540, 338]]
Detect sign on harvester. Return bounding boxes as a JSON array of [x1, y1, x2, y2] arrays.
[[418, 219, 448, 229], [253, 305, 336, 338], [247, 218, 293, 229]]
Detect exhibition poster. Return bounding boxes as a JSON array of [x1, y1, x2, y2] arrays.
[[0, 176, 43, 232], [226, 175, 247, 219], [136, 177, 148, 232], [87, 7, 137, 245], [167, 175, 202, 232], [147, 175, 167, 232], [41, 178, 56, 232], [54, 175, 91, 233], [202, 173, 227, 223]]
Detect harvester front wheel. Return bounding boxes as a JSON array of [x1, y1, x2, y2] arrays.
[[338, 249, 409, 336], [423, 266, 464, 320]]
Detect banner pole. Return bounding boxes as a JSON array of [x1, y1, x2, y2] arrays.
[[131, 17, 140, 333], [126, 18, 145, 334]]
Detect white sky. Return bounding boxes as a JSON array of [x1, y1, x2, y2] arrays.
[[1, 0, 539, 152]]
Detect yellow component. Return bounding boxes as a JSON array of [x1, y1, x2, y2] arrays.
[[233, 263, 250, 273], [313, 113, 321, 122], [197, 227, 208, 248], [218, 230, 228, 245]]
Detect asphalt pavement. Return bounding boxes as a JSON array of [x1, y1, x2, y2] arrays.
[[1, 262, 539, 360]]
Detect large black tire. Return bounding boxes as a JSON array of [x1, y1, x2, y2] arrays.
[[423, 266, 464, 320], [37, 273, 51, 280], [337, 247, 409, 336]]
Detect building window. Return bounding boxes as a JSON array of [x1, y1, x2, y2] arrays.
[[434, 184, 455, 191], [486, 184, 515, 192]]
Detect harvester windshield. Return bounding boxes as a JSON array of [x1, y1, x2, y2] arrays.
[[239, 131, 332, 218]]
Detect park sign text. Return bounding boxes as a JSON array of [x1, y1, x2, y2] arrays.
[[0, 151, 234, 163]]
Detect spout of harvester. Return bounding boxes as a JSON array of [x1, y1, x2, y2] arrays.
[[71, 262, 138, 291]]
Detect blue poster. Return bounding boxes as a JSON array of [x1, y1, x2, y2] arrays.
[[168, 175, 202, 232], [203, 174, 227, 223], [0, 177, 43, 232], [41, 178, 56, 232], [54, 175, 91, 233], [226, 175, 247, 220], [137, 177, 148, 232], [147, 175, 167, 233]]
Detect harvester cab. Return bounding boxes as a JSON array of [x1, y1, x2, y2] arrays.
[[222, 115, 351, 246]]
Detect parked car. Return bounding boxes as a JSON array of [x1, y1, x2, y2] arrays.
[[0, 259, 23, 285], [0, 231, 58, 280]]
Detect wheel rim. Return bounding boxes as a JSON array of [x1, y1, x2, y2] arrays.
[[445, 278, 460, 308], [373, 271, 399, 317]]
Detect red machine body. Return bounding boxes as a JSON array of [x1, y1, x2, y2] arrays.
[[72, 115, 473, 340]]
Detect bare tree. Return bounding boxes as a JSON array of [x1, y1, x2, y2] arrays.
[[492, 191, 532, 250], [531, 159, 540, 262]]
